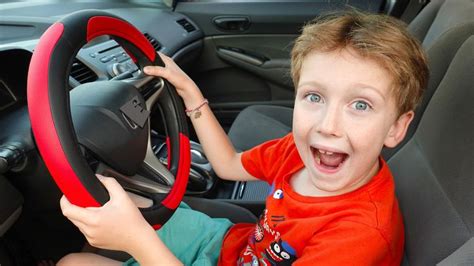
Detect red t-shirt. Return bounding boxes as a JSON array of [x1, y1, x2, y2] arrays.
[[219, 133, 404, 265]]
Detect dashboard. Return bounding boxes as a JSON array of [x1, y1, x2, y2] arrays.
[[0, 1, 203, 113]]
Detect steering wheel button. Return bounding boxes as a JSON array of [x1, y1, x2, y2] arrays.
[[100, 56, 112, 63]]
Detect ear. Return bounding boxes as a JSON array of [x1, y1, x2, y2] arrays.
[[384, 111, 414, 148]]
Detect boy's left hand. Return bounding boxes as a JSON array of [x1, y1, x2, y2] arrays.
[[60, 175, 156, 253]]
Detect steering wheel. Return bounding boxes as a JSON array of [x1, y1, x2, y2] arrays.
[[27, 10, 190, 229]]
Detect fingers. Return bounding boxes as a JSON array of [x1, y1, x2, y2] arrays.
[[96, 175, 126, 201], [157, 52, 172, 64], [143, 65, 168, 78], [60, 195, 93, 222], [143, 52, 175, 79]]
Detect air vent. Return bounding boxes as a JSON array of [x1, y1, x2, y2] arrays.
[[144, 33, 162, 52], [176, 18, 196, 33], [70, 59, 98, 84]]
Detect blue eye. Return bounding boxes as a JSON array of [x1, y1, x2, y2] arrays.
[[305, 93, 322, 103], [352, 101, 370, 111]]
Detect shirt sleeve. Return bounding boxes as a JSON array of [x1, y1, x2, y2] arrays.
[[240, 133, 293, 184], [294, 221, 396, 266]]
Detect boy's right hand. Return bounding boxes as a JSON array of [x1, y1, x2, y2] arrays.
[[143, 53, 205, 110], [59, 175, 155, 254]]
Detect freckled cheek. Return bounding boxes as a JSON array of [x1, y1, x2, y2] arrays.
[[293, 107, 312, 129], [348, 121, 385, 151]]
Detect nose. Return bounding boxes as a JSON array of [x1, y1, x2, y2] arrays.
[[316, 104, 341, 137]]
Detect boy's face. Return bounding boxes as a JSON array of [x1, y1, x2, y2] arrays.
[[293, 48, 413, 196]]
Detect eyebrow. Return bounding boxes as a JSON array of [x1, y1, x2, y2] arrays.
[[298, 81, 386, 100], [297, 81, 326, 90], [353, 83, 386, 100]]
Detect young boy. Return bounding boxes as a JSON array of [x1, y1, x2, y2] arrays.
[[59, 10, 428, 266]]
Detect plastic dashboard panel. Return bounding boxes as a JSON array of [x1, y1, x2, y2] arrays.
[[0, 6, 204, 75]]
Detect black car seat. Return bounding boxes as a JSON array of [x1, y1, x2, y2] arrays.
[[228, 0, 473, 158], [389, 25, 473, 265], [221, 22, 474, 265]]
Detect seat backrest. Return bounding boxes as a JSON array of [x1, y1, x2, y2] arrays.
[[388, 24, 474, 265], [383, 0, 474, 159], [409, 0, 474, 49], [406, 0, 446, 44]]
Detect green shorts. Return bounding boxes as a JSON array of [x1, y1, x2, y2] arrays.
[[123, 202, 233, 266]]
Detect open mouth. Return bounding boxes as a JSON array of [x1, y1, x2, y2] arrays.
[[311, 147, 348, 174]]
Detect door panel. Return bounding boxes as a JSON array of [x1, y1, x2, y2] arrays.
[[213, 35, 295, 90], [190, 36, 295, 131], [176, 1, 384, 35]]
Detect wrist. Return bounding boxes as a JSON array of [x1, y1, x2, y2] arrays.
[[185, 98, 208, 119], [126, 224, 156, 256], [182, 93, 206, 111]]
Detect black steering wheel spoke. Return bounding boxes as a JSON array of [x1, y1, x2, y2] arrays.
[[95, 162, 170, 195]]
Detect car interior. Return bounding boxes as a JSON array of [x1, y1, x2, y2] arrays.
[[0, 0, 472, 265]]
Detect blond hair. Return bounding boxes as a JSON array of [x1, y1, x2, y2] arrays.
[[291, 10, 429, 114]]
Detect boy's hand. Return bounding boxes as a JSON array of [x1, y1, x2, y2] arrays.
[[143, 53, 205, 110], [59, 175, 155, 254]]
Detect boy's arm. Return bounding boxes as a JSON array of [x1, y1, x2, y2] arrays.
[[143, 54, 258, 182]]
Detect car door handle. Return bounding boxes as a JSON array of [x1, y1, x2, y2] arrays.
[[217, 47, 267, 66], [213, 16, 250, 31]]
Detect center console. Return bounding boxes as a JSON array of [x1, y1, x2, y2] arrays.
[[149, 131, 268, 217], [150, 131, 270, 204], [150, 131, 217, 195]]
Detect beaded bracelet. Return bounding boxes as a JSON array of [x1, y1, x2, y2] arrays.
[[185, 99, 209, 119]]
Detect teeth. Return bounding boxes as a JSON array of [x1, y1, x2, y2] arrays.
[[318, 149, 334, 155], [315, 152, 321, 165]]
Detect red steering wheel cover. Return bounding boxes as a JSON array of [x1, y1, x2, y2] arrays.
[[162, 133, 190, 209], [27, 10, 190, 226], [86, 16, 155, 62], [28, 22, 100, 207]]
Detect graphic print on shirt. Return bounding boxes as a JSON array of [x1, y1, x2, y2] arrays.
[[272, 189, 284, 199], [239, 209, 297, 265], [254, 223, 265, 242], [268, 184, 285, 226], [264, 239, 297, 265], [270, 215, 285, 227], [269, 183, 284, 200]]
